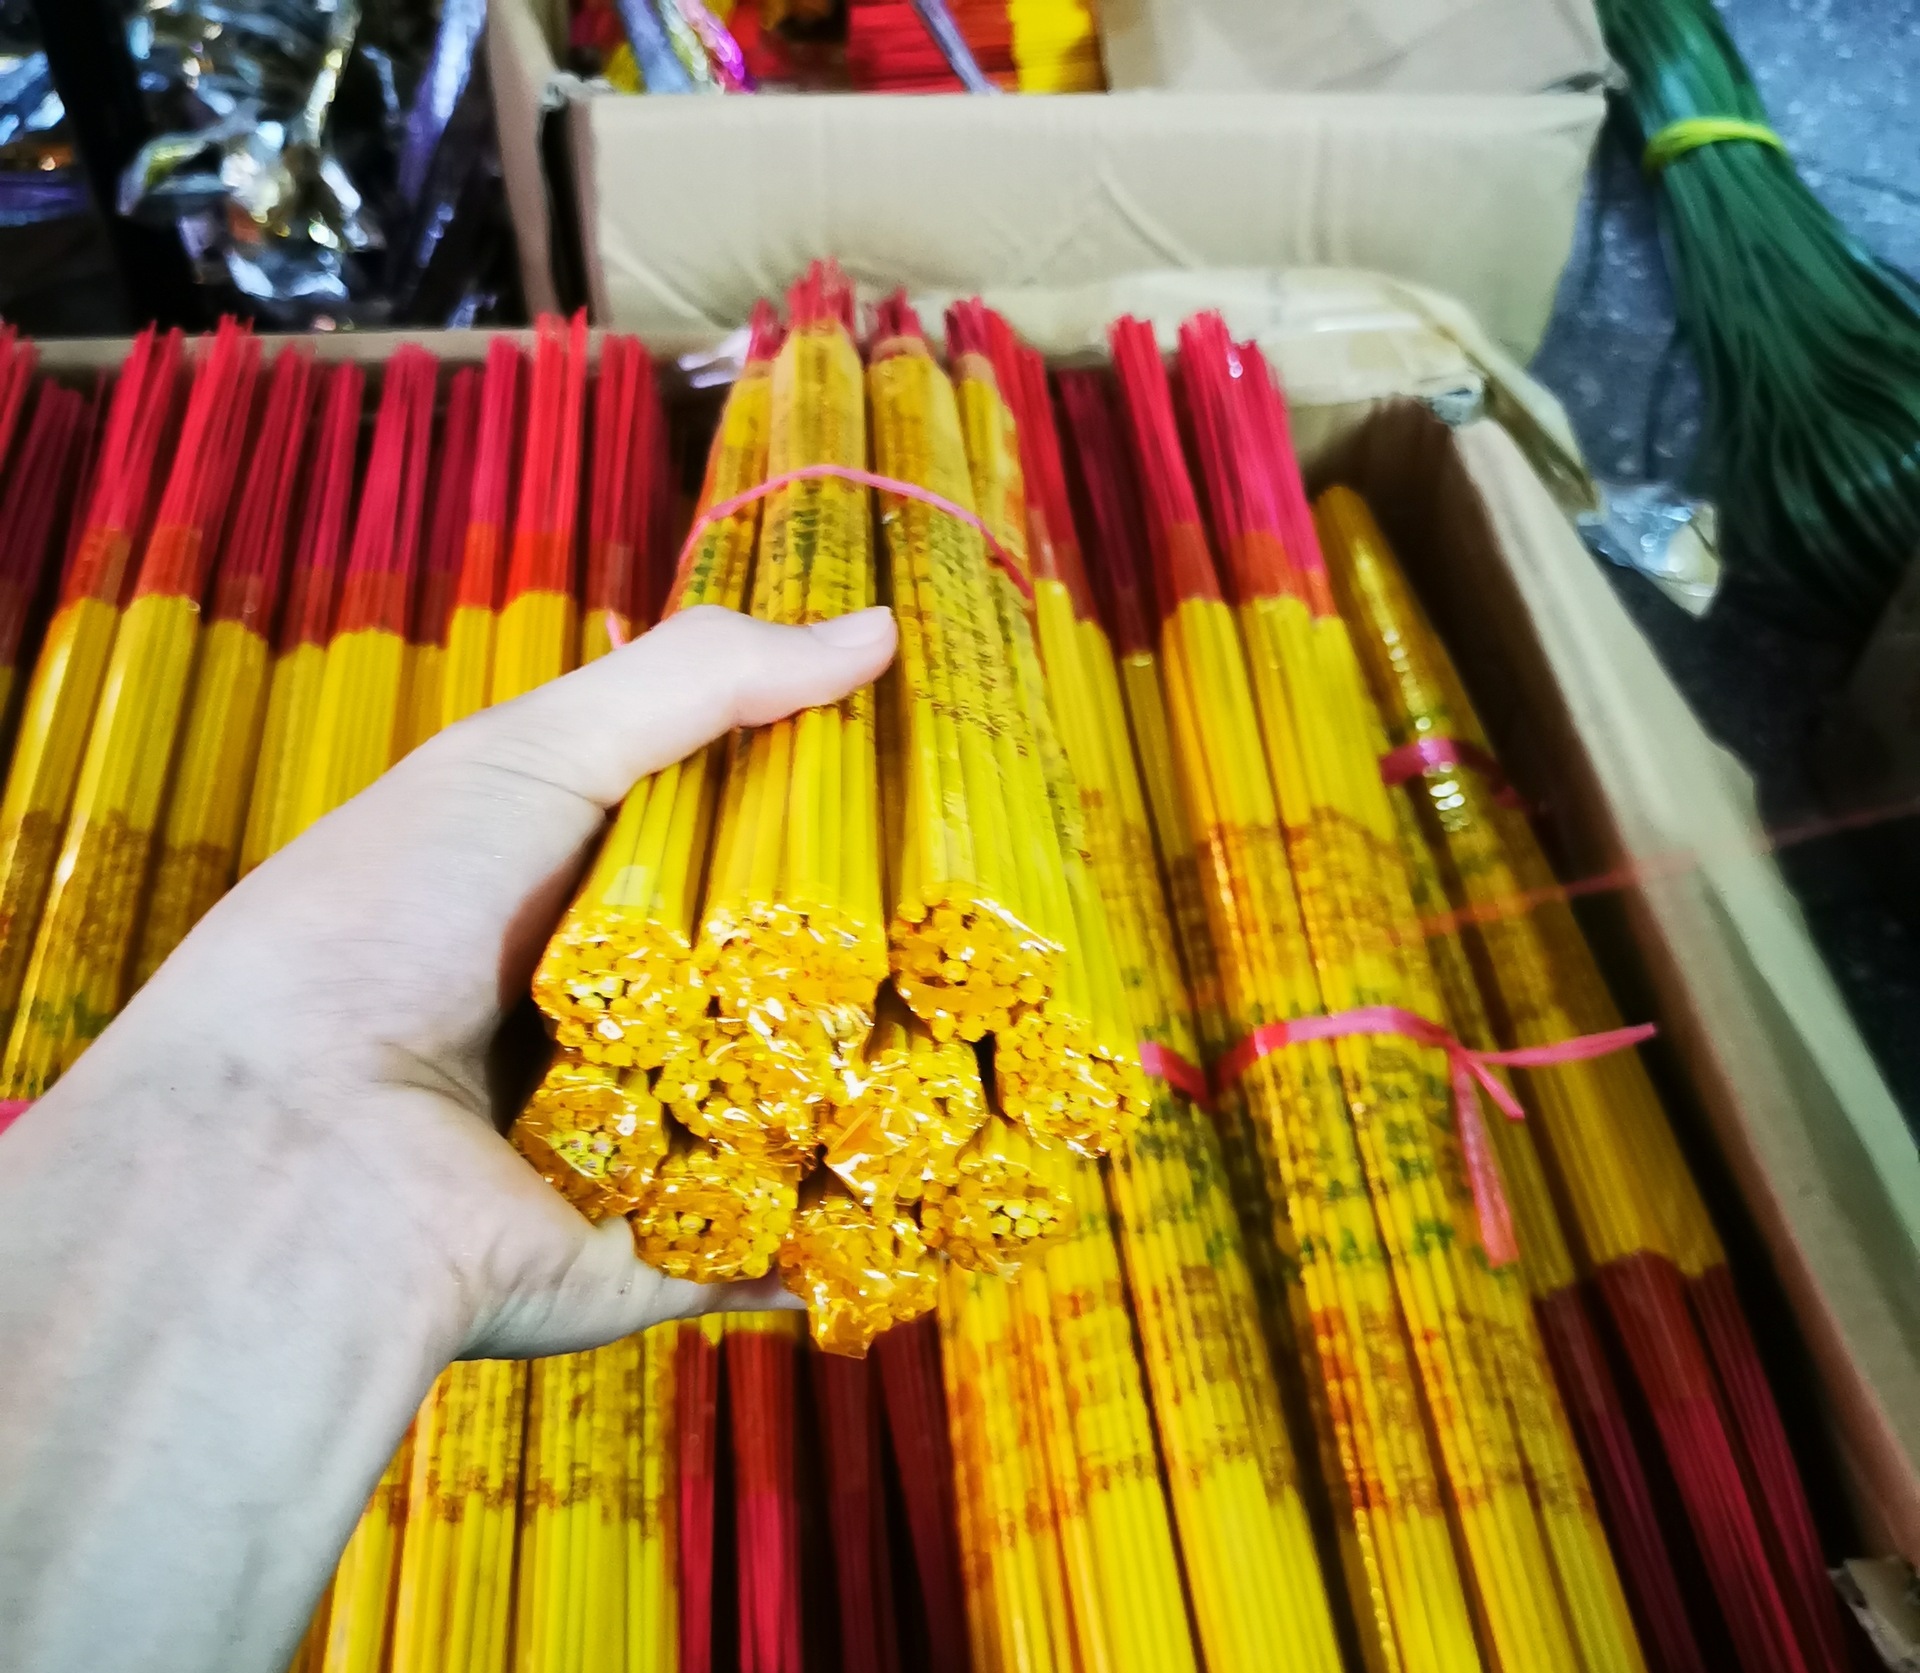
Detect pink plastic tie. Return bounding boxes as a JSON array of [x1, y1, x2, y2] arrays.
[[1211, 1006, 1656, 1267], [1379, 734, 1524, 810], [0, 1098, 31, 1141], [673, 463, 1033, 602], [1137, 1041, 1210, 1107]]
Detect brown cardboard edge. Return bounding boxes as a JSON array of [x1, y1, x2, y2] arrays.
[[1317, 401, 1920, 1559]]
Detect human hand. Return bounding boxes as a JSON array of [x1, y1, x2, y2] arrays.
[[0, 603, 895, 1671], [95, 603, 896, 1359]]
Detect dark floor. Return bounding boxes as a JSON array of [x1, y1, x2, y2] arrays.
[[1529, 0, 1920, 1136]]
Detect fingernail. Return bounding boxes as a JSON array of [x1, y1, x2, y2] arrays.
[[810, 606, 894, 648]]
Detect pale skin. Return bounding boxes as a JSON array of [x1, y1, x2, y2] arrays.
[[0, 603, 899, 1673]]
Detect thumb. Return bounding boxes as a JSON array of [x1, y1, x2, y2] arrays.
[[470, 1214, 803, 1360], [417, 604, 897, 810]]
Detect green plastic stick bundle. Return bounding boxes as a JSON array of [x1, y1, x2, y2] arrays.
[[1599, 0, 1920, 623]]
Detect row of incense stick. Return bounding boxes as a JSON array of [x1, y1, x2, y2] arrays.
[[0, 292, 1845, 1673]]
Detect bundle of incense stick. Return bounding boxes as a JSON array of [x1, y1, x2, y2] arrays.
[[1188, 316, 1648, 1673], [297, 347, 443, 1673], [1318, 484, 1848, 1673], [530, 265, 1144, 1357], [582, 325, 668, 665], [0, 327, 181, 1045], [240, 365, 365, 878], [928, 308, 1196, 1673], [397, 371, 482, 762], [441, 340, 524, 731], [493, 314, 589, 705], [4, 321, 257, 1097], [133, 348, 318, 986], [0, 380, 89, 759], [1104, 313, 1659, 1673], [999, 326, 1346, 1673]]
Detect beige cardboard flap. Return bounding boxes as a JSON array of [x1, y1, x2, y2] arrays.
[[1101, 0, 1608, 94], [571, 91, 1602, 360]]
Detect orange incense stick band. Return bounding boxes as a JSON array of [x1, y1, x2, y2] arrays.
[[1379, 734, 1523, 809], [1212, 1007, 1658, 1267], [675, 463, 1034, 603]]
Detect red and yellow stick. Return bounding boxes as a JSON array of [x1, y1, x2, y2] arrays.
[[0, 327, 181, 1039], [491, 313, 588, 705], [238, 365, 365, 876], [442, 339, 524, 729], [0, 382, 90, 757], [3, 321, 258, 1096], [397, 369, 482, 759], [293, 347, 438, 839], [133, 345, 319, 985]]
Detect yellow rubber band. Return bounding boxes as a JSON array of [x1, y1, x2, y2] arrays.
[[1643, 116, 1787, 173]]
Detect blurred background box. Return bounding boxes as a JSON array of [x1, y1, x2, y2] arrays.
[[1099, 0, 1608, 94]]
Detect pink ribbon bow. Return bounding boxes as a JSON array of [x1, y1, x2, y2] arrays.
[[1189, 1006, 1654, 1268]]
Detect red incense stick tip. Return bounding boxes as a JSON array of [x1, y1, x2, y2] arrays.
[[137, 318, 262, 602], [621, 351, 663, 626], [786, 258, 856, 333], [415, 369, 483, 647], [1057, 370, 1158, 653], [584, 339, 644, 619], [0, 383, 86, 664], [0, 327, 39, 475], [1238, 335, 1335, 611], [208, 346, 318, 627], [67, 325, 185, 605], [1107, 315, 1223, 609], [467, 339, 525, 542], [998, 336, 1095, 612], [281, 364, 365, 653], [334, 349, 436, 636], [870, 289, 925, 346], [747, 299, 786, 364], [943, 298, 993, 362], [0, 383, 83, 589], [59, 374, 108, 588], [982, 308, 1023, 400], [506, 309, 588, 598], [1178, 313, 1333, 610]]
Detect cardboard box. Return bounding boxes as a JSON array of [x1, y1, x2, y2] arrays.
[[38, 297, 1916, 1565], [1099, 0, 1609, 95], [486, 0, 1605, 361]]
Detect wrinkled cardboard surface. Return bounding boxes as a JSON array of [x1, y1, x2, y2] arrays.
[[1099, 0, 1608, 94], [567, 90, 1601, 360]]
